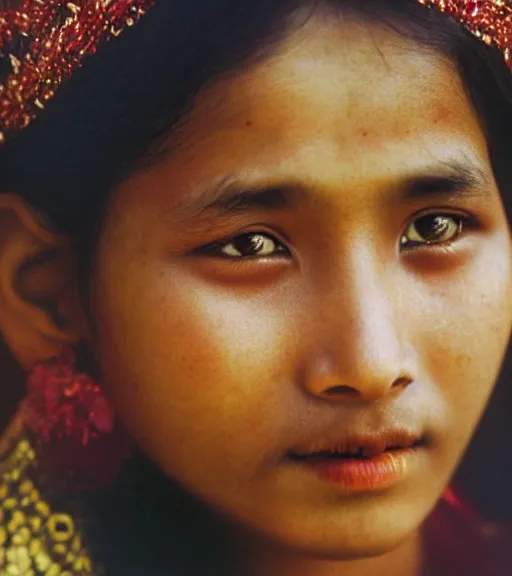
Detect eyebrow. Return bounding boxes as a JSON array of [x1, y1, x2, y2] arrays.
[[400, 159, 491, 201], [183, 158, 492, 219]]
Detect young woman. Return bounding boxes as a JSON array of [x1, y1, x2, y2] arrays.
[[0, 0, 511, 574]]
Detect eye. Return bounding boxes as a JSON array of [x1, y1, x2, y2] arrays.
[[202, 232, 288, 259], [401, 213, 465, 249]]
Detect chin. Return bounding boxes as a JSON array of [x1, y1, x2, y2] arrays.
[[307, 536, 408, 561], [261, 519, 415, 561]]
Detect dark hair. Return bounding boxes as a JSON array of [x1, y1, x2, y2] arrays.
[[1, 1, 512, 574]]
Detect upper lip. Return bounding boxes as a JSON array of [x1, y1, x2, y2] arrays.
[[288, 428, 425, 459]]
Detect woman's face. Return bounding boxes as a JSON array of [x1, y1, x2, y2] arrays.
[[89, 17, 511, 559]]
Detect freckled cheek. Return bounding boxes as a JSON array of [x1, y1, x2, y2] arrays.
[[96, 267, 299, 475], [413, 251, 512, 428]]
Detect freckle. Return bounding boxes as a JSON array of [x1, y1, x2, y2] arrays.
[[245, 120, 253, 127], [362, 130, 368, 137], [432, 105, 452, 125]]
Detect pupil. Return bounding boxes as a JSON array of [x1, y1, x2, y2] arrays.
[[416, 215, 450, 241], [234, 235, 264, 255]]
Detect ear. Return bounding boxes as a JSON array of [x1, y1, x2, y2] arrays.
[[0, 194, 91, 370]]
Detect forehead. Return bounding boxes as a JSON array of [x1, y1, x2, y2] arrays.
[[171, 16, 486, 163], [120, 15, 493, 224]]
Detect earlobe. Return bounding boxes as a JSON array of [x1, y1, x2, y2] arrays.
[[0, 194, 91, 370]]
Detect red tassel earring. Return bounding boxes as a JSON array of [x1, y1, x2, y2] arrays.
[[19, 347, 130, 491]]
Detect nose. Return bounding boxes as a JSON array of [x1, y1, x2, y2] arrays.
[[300, 247, 413, 402]]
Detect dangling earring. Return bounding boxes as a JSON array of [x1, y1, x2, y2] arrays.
[[19, 347, 130, 491]]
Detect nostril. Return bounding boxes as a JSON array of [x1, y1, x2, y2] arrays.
[[325, 385, 359, 397], [392, 376, 413, 389]]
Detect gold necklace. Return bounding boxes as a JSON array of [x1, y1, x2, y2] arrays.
[[0, 413, 96, 576]]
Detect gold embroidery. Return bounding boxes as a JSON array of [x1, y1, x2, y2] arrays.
[[1, 415, 96, 575]]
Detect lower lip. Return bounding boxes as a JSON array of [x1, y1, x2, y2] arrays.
[[295, 448, 420, 493]]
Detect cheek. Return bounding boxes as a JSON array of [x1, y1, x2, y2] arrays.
[[92, 257, 300, 486], [413, 237, 512, 441]]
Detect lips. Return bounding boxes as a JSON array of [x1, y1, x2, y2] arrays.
[[288, 429, 426, 461]]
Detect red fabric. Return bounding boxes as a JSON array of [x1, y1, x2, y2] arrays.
[[423, 488, 509, 575]]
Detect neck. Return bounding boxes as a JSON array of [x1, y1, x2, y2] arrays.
[[226, 527, 425, 576]]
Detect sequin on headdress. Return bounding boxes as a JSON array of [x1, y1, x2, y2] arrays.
[[0, 0, 154, 144], [417, 0, 512, 68], [0, 0, 511, 144]]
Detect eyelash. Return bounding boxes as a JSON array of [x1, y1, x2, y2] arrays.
[[199, 212, 471, 260], [199, 232, 290, 260], [400, 212, 470, 250]]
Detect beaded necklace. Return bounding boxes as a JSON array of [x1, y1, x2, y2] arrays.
[[0, 413, 96, 576]]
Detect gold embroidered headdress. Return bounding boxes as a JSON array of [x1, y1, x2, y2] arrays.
[[0, 0, 154, 144], [418, 0, 512, 65], [0, 0, 510, 143]]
